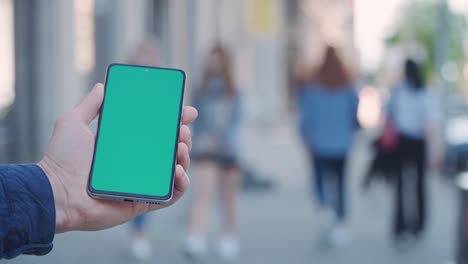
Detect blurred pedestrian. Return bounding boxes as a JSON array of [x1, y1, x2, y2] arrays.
[[388, 59, 438, 248], [125, 36, 161, 261], [185, 45, 242, 261], [295, 46, 359, 247]]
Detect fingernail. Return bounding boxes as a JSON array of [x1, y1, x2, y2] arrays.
[[184, 172, 190, 187]]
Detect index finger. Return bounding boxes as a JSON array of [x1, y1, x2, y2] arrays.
[[74, 83, 104, 124], [182, 106, 198, 125]]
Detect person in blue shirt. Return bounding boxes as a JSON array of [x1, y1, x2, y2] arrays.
[[295, 46, 359, 247], [388, 59, 438, 247], [0, 83, 198, 259]]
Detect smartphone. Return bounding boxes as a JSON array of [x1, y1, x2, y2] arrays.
[[87, 64, 186, 204]]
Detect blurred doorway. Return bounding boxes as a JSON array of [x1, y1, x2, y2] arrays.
[[7, 0, 39, 163], [0, 0, 15, 162], [151, 0, 170, 65]]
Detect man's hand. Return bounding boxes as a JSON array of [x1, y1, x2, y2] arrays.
[[37, 83, 198, 233]]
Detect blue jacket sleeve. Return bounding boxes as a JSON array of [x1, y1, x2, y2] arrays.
[[295, 87, 309, 141], [0, 164, 56, 259]]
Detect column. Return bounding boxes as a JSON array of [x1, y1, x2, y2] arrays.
[[247, 0, 287, 124], [35, 0, 82, 155], [108, 0, 150, 63], [8, 0, 38, 162]]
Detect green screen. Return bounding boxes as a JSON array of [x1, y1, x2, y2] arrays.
[[90, 64, 185, 198]]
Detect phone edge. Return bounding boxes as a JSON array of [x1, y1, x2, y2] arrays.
[[86, 63, 186, 204]]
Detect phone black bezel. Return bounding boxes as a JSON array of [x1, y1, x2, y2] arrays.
[[87, 63, 186, 202]]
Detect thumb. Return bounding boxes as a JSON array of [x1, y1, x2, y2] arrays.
[[75, 83, 104, 124]]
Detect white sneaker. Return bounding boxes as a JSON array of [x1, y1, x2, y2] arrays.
[[317, 208, 335, 246], [130, 236, 152, 261], [329, 224, 350, 247], [184, 235, 207, 260], [217, 235, 240, 261], [394, 232, 417, 252]]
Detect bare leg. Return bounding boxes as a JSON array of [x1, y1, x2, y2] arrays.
[[219, 166, 241, 234], [188, 160, 218, 236]]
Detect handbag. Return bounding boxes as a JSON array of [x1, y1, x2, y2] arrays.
[[378, 121, 399, 153]]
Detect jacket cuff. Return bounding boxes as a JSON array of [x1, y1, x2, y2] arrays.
[[0, 164, 55, 259]]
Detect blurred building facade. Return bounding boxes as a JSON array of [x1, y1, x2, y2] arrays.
[[296, 0, 355, 67], [1, 0, 355, 163]]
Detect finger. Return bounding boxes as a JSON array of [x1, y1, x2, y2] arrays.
[[177, 142, 190, 171], [179, 125, 192, 151], [75, 83, 104, 124], [174, 164, 189, 193], [168, 165, 190, 204], [79, 199, 146, 231], [147, 165, 189, 211], [182, 106, 198, 125]]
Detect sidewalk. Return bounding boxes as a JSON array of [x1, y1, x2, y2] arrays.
[[10, 118, 458, 264]]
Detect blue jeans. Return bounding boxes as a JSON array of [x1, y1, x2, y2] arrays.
[[131, 214, 148, 233], [312, 155, 347, 221]]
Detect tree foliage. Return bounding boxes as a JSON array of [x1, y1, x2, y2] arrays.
[[385, 0, 466, 82]]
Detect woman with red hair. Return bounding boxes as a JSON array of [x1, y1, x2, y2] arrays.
[[296, 46, 359, 247]]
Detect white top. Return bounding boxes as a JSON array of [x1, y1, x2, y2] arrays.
[[389, 82, 437, 139]]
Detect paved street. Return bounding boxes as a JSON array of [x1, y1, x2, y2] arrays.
[[10, 119, 459, 264]]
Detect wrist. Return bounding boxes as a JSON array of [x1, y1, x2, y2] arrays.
[[38, 156, 72, 233]]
